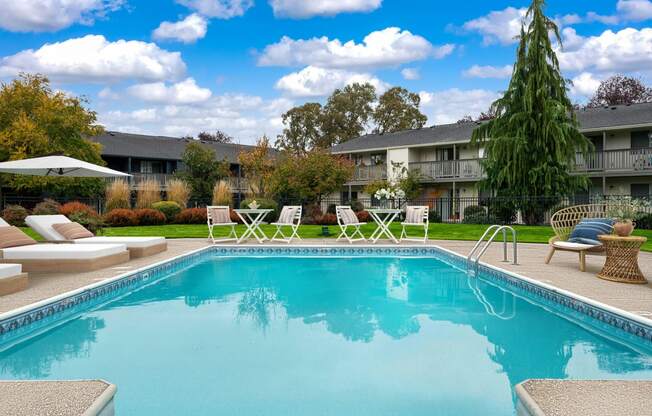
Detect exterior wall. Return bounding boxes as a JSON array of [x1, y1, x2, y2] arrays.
[[604, 130, 630, 150], [457, 144, 479, 159], [603, 176, 652, 196]]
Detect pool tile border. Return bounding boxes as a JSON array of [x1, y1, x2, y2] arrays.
[[1, 245, 651, 347]]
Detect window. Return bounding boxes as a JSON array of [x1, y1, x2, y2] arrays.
[[631, 184, 650, 199], [370, 153, 385, 165], [352, 154, 364, 166], [140, 160, 163, 174], [631, 130, 652, 149]]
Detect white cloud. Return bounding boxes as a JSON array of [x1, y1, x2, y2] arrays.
[[419, 89, 499, 124], [269, 0, 381, 18], [617, 0, 652, 21], [127, 78, 212, 104], [585, 11, 620, 25], [98, 87, 119, 100], [570, 72, 603, 98], [401, 67, 420, 80], [275, 65, 388, 97], [558, 28, 652, 73], [99, 93, 289, 143], [0, 35, 186, 83], [258, 27, 454, 69], [176, 0, 253, 19], [462, 64, 512, 79], [462, 7, 527, 45], [153, 14, 208, 43], [0, 0, 124, 32]]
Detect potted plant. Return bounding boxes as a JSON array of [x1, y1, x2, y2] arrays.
[[607, 198, 648, 237]]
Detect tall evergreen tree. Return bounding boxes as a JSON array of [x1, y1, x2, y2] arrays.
[[471, 0, 591, 224]]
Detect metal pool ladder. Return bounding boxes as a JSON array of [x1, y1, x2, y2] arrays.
[[467, 225, 518, 270]]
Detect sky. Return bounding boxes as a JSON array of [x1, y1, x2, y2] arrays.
[[1, 0, 652, 144]]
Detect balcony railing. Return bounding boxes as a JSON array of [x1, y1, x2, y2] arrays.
[[119, 173, 247, 191], [574, 148, 652, 173], [409, 159, 484, 181], [350, 165, 387, 182]]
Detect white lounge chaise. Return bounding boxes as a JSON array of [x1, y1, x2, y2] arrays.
[[26, 215, 167, 258], [0, 224, 129, 272], [0, 263, 28, 296]]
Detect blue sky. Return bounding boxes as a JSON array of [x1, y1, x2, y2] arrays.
[[1, 0, 651, 144]]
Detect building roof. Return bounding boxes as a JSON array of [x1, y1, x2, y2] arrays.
[[91, 131, 262, 163], [332, 102, 652, 153]]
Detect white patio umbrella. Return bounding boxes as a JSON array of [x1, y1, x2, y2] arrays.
[[0, 155, 130, 178]]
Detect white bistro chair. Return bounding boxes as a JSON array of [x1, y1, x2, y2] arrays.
[[271, 205, 302, 243], [207, 206, 238, 243], [400, 206, 429, 244], [335, 206, 366, 244]]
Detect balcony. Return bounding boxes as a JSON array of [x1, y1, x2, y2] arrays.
[[348, 165, 387, 183], [121, 173, 247, 191], [574, 148, 652, 175], [409, 159, 484, 182]]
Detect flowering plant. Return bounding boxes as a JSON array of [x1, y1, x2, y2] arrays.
[[374, 186, 405, 200], [248, 200, 260, 209]]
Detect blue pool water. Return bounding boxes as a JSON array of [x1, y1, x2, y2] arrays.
[[1, 255, 651, 415]]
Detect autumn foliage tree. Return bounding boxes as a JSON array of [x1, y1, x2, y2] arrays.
[[0, 73, 105, 196], [587, 75, 652, 108], [238, 135, 276, 197]]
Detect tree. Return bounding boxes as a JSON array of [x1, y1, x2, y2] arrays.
[[373, 87, 427, 134], [587, 75, 652, 108], [471, 0, 591, 224], [197, 130, 233, 143], [238, 135, 276, 197], [320, 83, 376, 147], [270, 149, 354, 203], [275, 102, 323, 155], [176, 142, 230, 200], [0, 73, 105, 196]]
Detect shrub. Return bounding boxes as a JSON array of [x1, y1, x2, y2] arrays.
[[175, 207, 207, 224], [32, 199, 61, 215], [2, 204, 29, 226], [136, 179, 161, 209], [167, 179, 191, 208], [105, 209, 138, 227], [637, 213, 652, 230], [488, 200, 517, 224], [351, 200, 365, 212], [240, 198, 278, 221], [302, 203, 322, 225], [105, 180, 131, 211], [60, 202, 102, 232], [134, 208, 166, 225], [428, 210, 442, 223], [212, 180, 233, 206], [356, 210, 370, 223], [318, 213, 338, 225], [463, 205, 486, 218], [152, 201, 182, 222], [326, 204, 337, 214], [463, 213, 496, 225]]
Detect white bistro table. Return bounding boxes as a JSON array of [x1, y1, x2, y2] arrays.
[[234, 209, 273, 244], [368, 208, 401, 244]]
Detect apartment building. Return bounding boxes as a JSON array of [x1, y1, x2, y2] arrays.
[[331, 102, 652, 203], [90, 131, 257, 196]]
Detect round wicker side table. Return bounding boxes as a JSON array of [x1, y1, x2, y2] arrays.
[[597, 235, 648, 284]]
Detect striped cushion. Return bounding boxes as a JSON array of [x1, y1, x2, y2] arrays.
[[569, 218, 614, 245], [209, 208, 231, 224], [278, 207, 297, 224], [52, 222, 94, 240], [0, 226, 36, 249], [339, 208, 359, 224], [405, 207, 425, 224]]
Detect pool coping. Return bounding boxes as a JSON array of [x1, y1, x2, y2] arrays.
[[0, 244, 651, 346]]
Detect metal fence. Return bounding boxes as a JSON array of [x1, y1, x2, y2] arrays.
[[3, 193, 651, 226]]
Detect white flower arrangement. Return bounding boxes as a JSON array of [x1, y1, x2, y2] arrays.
[[374, 186, 406, 200]]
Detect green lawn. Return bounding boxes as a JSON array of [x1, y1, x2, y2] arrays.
[[21, 223, 651, 252]]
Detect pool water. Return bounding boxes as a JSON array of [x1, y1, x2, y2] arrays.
[[1, 255, 651, 415]]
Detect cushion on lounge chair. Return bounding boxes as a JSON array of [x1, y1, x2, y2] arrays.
[[568, 218, 614, 245], [0, 226, 36, 249], [73, 236, 165, 248], [24, 215, 73, 241], [277, 207, 297, 224], [405, 207, 425, 224], [1, 243, 126, 260], [553, 240, 600, 250], [52, 222, 94, 240], [0, 264, 23, 279]]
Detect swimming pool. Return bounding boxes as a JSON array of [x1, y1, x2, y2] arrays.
[[1, 248, 651, 415]]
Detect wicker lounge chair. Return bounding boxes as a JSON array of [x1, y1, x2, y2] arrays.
[[26, 215, 167, 258], [546, 204, 610, 272]]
